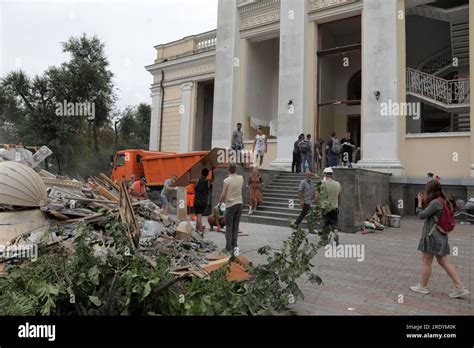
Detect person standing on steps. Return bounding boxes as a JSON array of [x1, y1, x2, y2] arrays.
[[292, 170, 316, 228], [299, 134, 313, 173], [292, 134, 304, 173], [314, 138, 324, 174], [253, 127, 267, 168], [341, 132, 356, 168], [326, 132, 341, 168], [231, 123, 244, 152], [410, 180, 469, 299], [248, 167, 264, 215], [218, 163, 244, 256]]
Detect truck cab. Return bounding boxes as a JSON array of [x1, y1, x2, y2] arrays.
[[111, 149, 173, 183]]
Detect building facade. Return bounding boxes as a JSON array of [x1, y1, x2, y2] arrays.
[[146, 0, 473, 182]]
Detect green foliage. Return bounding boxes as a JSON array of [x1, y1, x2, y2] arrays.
[[117, 103, 151, 150], [0, 33, 140, 176]]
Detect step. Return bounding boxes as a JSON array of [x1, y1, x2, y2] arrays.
[[452, 29, 469, 37], [244, 204, 302, 214], [271, 178, 307, 184], [245, 201, 300, 209], [263, 194, 301, 201], [270, 183, 305, 188], [240, 214, 308, 228], [245, 209, 303, 219], [263, 188, 300, 194], [452, 23, 469, 31]]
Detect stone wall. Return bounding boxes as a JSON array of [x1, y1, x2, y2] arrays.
[[332, 168, 391, 233]]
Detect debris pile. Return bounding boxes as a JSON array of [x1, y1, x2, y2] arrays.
[[0, 159, 236, 280], [0, 149, 327, 316]]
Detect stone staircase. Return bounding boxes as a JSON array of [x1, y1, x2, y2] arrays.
[[240, 172, 321, 227], [452, 21, 469, 67]]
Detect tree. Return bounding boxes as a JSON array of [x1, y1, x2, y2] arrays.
[[1, 69, 87, 173], [118, 103, 151, 149], [0, 34, 117, 175], [60, 34, 116, 152]]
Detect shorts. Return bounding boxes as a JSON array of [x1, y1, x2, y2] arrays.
[[193, 204, 206, 215], [160, 196, 169, 206], [256, 149, 265, 157]]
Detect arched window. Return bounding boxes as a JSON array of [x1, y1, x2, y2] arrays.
[[347, 70, 361, 104]]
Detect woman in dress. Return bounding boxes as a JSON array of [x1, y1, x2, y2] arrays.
[[410, 180, 469, 298], [248, 167, 263, 215]]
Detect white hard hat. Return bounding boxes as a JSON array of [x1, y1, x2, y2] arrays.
[[323, 167, 334, 174]]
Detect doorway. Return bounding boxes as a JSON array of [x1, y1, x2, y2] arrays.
[[316, 16, 361, 158], [194, 80, 214, 150]]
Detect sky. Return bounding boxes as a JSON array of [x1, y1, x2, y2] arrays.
[[0, 0, 218, 109]]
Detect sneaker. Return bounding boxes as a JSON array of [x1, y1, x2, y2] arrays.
[[248, 209, 253, 215], [449, 287, 470, 298], [410, 284, 430, 294]]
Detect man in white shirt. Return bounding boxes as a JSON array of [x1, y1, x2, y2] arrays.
[[253, 127, 267, 168]]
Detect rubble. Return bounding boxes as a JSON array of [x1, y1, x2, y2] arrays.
[[0, 159, 243, 281]]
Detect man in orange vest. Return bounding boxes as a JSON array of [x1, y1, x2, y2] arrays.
[[130, 176, 149, 201], [187, 182, 196, 221]]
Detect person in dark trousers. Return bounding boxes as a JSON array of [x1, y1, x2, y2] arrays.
[[292, 170, 316, 227], [410, 180, 469, 298], [194, 168, 210, 235], [314, 138, 324, 174], [341, 132, 356, 168], [292, 134, 304, 173], [231, 123, 244, 151], [300, 134, 313, 173], [218, 163, 244, 256], [326, 132, 341, 168]]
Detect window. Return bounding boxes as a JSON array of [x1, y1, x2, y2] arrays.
[[116, 154, 126, 167], [347, 70, 361, 105]]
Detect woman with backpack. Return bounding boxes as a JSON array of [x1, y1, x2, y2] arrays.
[[410, 180, 469, 298]]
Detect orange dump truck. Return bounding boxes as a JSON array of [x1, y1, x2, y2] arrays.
[[111, 148, 224, 187]]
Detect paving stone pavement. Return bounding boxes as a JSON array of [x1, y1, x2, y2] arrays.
[[204, 216, 473, 315]]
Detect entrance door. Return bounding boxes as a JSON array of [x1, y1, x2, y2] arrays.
[[347, 115, 361, 161], [194, 81, 214, 150]]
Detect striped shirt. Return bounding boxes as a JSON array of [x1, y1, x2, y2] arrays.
[[322, 179, 341, 209]]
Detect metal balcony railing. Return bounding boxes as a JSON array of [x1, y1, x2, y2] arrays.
[[406, 68, 470, 106]]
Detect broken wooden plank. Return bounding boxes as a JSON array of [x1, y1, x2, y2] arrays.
[[94, 184, 119, 203], [100, 173, 120, 192]]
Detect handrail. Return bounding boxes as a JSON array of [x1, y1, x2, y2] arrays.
[[406, 68, 470, 106], [416, 45, 452, 75]]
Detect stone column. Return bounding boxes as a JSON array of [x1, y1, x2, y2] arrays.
[[271, 0, 308, 170], [470, 1, 474, 177], [357, 0, 405, 176], [212, 0, 241, 149], [149, 86, 161, 151], [179, 82, 194, 153]]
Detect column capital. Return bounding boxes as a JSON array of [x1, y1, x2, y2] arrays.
[[150, 87, 161, 98], [180, 82, 193, 92]]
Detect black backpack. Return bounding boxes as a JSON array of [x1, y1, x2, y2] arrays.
[[299, 140, 310, 154]]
